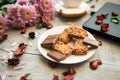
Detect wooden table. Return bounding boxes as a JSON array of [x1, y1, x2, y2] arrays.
[[0, 0, 120, 80]]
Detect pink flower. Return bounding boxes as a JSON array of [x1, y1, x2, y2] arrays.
[[39, 0, 54, 11], [16, 0, 30, 5], [7, 4, 38, 29], [34, 0, 55, 23], [18, 5, 38, 26], [42, 10, 55, 23], [0, 13, 7, 35]]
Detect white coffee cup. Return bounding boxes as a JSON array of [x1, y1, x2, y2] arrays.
[[63, 0, 82, 8]]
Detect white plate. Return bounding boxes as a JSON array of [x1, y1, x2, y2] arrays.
[[54, 2, 90, 13], [38, 26, 97, 64]]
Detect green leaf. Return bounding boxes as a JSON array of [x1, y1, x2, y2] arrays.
[[111, 18, 119, 24], [7, 0, 16, 3], [36, 23, 43, 29], [1, 4, 10, 16]]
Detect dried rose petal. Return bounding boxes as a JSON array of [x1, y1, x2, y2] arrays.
[[101, 23, 110, 32], [90, 60, 98, 70], [67, 67, 76, 75], [48, 60, 57, 68], [62, 71, 69, 76], [112, 11, 119, 16], [90, 59, 102, 70], [52, 75, 59, 80], [98, 40, 102, 46], [95, 14, 109, 25], [13, 43, 27, 56], [63, 75, 74, 80], [96, 59, 102, 65], [96, 20, 103, 24], [62, 67, 76, 76], [20, 73, 31, 80], [97, 15, 104, 21]]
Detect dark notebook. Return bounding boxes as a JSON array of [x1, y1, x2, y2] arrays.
[[83, 2, 120, 43]]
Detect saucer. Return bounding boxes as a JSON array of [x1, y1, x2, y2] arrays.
[[54, 2, 90, 13]]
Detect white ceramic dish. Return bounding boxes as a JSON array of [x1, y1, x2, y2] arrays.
[[54, 1, 90, 13], [37, 26, 98, 64]]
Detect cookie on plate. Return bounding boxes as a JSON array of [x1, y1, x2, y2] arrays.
[[68, 26, 88, 38], [58, 29, 70, 43], [53, 41, 73, 56], [73, 39, 88, 55]]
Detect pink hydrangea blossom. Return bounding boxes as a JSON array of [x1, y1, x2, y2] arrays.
[[0, 13, 7, 35], [7, 4, 38, 29]]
